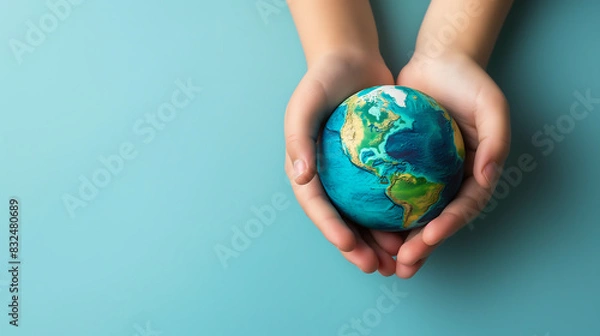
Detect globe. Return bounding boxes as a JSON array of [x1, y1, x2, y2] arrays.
[[317, 85, 466, 231]]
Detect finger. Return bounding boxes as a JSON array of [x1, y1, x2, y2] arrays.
[[396, 228, 439, 266], [362, 230, 397, 277], [286, 155, 357, 252], [421, 177, 491, 246], [341, 226, 379, 273], [396, 258, 427, 279], [284, 75, 331, 185], [473, 85, 511, 189], [370, 230, 404, 256]]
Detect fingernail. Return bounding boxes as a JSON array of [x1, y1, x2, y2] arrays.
[[293, 160, 306, 179], [483, 162, 500, 188]]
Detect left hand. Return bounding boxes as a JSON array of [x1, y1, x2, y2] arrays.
[[284, 51, 402, 277], [384, 52, 511, 278]]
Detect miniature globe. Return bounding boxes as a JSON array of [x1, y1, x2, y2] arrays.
[[317, 86, 465, 231]]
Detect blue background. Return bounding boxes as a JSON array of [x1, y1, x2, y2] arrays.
[[0, 0, 598, 335]]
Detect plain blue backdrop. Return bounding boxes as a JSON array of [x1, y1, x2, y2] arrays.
[[0, 0, 599, 335]]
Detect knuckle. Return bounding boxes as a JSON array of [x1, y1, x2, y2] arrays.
[[285, 133, 305, 148]]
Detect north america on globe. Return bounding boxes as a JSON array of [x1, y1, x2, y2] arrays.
[[317, 85, 466, 231]]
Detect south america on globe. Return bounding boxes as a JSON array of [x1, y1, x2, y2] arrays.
[[317, 85, 465, 231]]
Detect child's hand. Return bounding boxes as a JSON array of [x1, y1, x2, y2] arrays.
[[285, 0, 412, 277], [285, 51, 403, 276], [392, 51, 511, 278], [285, 0, 513, 278], [386, 0, 514, 278]]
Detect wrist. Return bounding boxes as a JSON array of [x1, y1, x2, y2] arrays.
[[414, 0, 513, 69], [306, 46, 385, 71], [410, 45, 480, 70]]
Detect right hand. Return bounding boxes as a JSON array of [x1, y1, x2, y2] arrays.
[[284, 50, 402, 276]]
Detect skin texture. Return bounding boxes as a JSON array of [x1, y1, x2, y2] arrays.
[[285, 0, 513, 278]]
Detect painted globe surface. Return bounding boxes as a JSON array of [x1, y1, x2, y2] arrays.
[[317, 86, 466, 231]]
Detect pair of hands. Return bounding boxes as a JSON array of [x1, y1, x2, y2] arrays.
[[284, 49, 510, 278]]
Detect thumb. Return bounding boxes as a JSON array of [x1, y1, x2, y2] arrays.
[[285, 76, 331, 185], [473, 87, 511, 190]]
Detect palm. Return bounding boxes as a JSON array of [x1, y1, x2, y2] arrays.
[[399, 56, 494, 157], [388, 55, 511, 277]]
